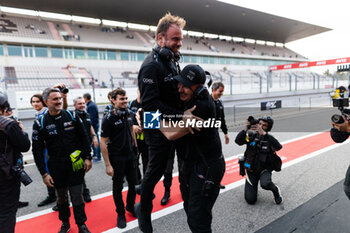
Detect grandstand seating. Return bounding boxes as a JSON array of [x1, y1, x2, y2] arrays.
[[0, 14, 303, 58], [0, 15, 54, 40]]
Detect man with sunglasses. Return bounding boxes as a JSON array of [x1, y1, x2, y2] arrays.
[[32, 88, 92, 233]]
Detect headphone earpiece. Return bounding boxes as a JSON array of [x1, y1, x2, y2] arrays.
[[193, 86, 208, 100], [159, 47, 174, 62], [153, 46, 180, 62]]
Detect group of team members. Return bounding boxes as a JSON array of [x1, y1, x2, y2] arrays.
[[132, 13, 284, 233], [0, 12, 286, 233]]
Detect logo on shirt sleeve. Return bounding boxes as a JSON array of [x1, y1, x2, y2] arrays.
[[143, 110, 161, 129]]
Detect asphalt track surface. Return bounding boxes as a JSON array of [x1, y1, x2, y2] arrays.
[[15, 107, 350, 233]]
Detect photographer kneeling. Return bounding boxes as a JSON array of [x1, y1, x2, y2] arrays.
[[330, 110, 350, 199], [235, 116, 283, 205]]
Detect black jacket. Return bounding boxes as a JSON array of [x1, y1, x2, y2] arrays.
[[213, 98, 228, 134], [32, 110, 91, 176], [176, 90, 222, 162], [75, 110, 92, 144], [235, 130, 282, 173], [138, 46, 182, 120], [0, 116, 30, 178]]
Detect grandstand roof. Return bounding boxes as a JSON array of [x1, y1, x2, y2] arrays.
[[0, 0, 331, 43]]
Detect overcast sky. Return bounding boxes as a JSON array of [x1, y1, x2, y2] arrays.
[[219, 0, 349, 63]]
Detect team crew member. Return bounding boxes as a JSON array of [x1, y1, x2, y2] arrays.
[[128, 89, 148, 183], [32, 88, 92, 233], [73, 97, 99, 202], [235, 116, 283, 205], [30, 94, 57, 209], [0, 90, 31, 233], [136, 13, 194, 233], [211, 82, 229, 144], [161, 65, 225, 232], [100, 88, 137, 229]]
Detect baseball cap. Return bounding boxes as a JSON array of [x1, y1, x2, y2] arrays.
[[174, 64, 206, 87]]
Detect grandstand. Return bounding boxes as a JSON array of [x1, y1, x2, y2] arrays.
[[0, 0, 333, 107]]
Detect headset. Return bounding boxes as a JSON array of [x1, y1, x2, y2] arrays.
[[114, 108, 132, 121], [153, 46, 181, 63]]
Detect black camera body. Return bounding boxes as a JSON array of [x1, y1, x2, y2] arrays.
[[11, 164, 32, 186], [331, 99, 350, 124], [58, 87, 69, 94], [247, 116, 259, 129]]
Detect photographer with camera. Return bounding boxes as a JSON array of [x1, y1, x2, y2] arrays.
[[0, 89, 31, 233], [235, 116, 283, 205], [330, 108, 350, 199], [160, 64, 225, 233], [32, 88, 92, 233], [100, 88, 138, 229]]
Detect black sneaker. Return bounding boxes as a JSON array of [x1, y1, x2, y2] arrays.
[[18, 201, 29, 208], [273, 186, 283, 205], [38, 196, 56, 207], [117, 215, 126, 229], [52, 205, 59, 211], [134, 202, 153, 233], [126, 205, 137, 217], [78, 224, 91, 233], [160, 191, 170, 206], [58, 222, 70, 233]]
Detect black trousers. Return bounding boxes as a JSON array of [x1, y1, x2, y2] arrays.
[[244, 170, 277, 204], [0, 177, 20, 233], [48, 186, 56, 198], [48, 159, 86, 226], [163, 145, 175, 192], [56, 185, 86, 226], [138, 139, 149, 177], [179, 157, 225, 233], [111, 158, 137, 215], [140, 130, 172, 215]]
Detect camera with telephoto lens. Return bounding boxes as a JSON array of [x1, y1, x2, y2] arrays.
[[331, 98, 350, 124], [247, 116, 259, 129], [11, 164, 32, 186], [58, 87, 69, 94], [246, 116, 259, 141]]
